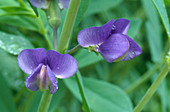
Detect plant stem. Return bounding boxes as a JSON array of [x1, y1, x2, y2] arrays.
[[57, 0, 81, 53], [134, 63, 169, 112], [65, 44, 81, 54], [75, 70, 91, 112], [125, 62, 163, 94], [38, 90, 53, 112], [53, 27, 58, 50]]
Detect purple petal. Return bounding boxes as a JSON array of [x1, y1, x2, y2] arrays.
[[29, 0, 50, 9], [47, 65, 58, 94], [99, 33, 129, 63], [47, 50, 78, 79], [25, 64, 43, 91], [111, 18, 130, 35], [58, 0, 70, 9], [17, 48, 46, 75], [77, 19, 114, 47], [122, 36, 142, 61]]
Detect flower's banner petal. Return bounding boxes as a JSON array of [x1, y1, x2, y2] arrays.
[[47, 50, 78, 79], [29, 0, 50, 9], [47, 65, 58, 94], [17, 48, 46, 74], [78, 19, 114, 47], [99, 33, 129, 63], [58, 0, 70, 9], [112, 18, 130, 35], [25, 64, 43, 91], [122, 36, 142, 61]]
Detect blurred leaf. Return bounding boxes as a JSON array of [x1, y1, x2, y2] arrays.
[[0, 49, 23, 90], [86, 0, 123, 16], [0, 6, 36, 17], [152, 0, 170, 38], [64, 77, 133, 112], [0, 31, 33, 55], [142, 0, 163, 62], [74, 49, 103, 68], [145, 21, 163, 62], [0, 15, 40, 31], [0, 0, 18, 7], [128, 18, 142, 38], [0, 73, 17, 112], [75, 0, 90, 27], [27, 91, 42, 112]]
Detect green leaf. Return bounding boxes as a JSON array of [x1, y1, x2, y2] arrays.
[[75, 0, 90, 27], [0, 31, 33, 55], [127, 18, 142, 38], [0, 6, 36, 17], [0, 49, 23, 90], [145, 21, 163, 62], [64, 77, 133, 112], [74, 49, 103, 68], [0, 73, 17, 112], [0, 15, 40, 31], [0, 0, 18, 7], [142, 0, 163, 62], [152, 0, 170, 38], [86, 0, 123, 16]]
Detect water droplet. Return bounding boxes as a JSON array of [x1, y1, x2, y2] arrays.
[[48, 16, 50, 19], [57, 67, 59, 69]]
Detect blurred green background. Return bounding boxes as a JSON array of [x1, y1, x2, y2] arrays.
[[0, 0, 169, 112]]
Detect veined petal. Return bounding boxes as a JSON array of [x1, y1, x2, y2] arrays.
[[58, 0, 70, 9], [29, 0, 50, 9], [99, 33, 129, 63], [47, 65, 58, 94], [122, 36, 142, 61], [111, 18, 130, 35], [77, 19, 114, 47], [17, 48, 46, 75], [47, 50, 78, 79], [25, 64, 43, 91]]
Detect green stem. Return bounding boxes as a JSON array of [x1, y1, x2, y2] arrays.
[[53, 27, 58, 50], [38, 90, 53, 112], [65, 44, 81, 54], [134, 63, 169, 112], [75, 70, 91, 112], [57, 0, 81, 53], [125, 62, 163, 94]]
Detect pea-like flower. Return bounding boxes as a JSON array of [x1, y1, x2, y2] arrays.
[[17, 48, 78, 94], [77, 19, 142, 63], [29, 0, 70, 9]]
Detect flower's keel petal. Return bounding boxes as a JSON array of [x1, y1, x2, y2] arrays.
[[99, 34, 129, 63], [47, 65, 58, 94], [78, 19, 114, 47], [25, 64, 43, 91], [122, 36, 142, 61], [17, 48, 46, 74], [112, 18, 130, 35], [58, 0, 70, 9], [47, 50, 78, 79], [29, 0, 50, 9]]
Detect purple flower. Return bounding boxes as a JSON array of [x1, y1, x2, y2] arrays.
[[17, 48, 78, 94], [77, 19, 142, 63], [29, 0, 70, 9]]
